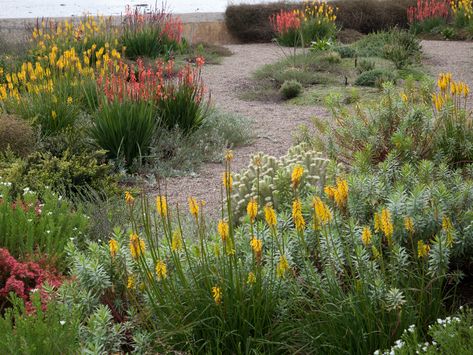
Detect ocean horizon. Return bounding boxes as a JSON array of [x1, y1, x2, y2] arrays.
[[0, 0, 304, 19]]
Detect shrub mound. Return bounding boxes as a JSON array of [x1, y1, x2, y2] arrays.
[[0, 114, 34, 157]]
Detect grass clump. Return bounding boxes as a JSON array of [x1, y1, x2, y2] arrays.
[[355, 68, 397, 87], [280, 79, 303, 99]]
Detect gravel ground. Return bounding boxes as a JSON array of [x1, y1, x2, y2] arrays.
[[151, 43, 329, 217], [421, 40, 473, 103]]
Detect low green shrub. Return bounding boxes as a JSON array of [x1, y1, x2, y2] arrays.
[[0, 114, 35, 157], [147, 110, 253, 175], [357, 58, 376, 73], [0, 149, 119, 199], [333, 44, 357, 58], [378, 308, 473, 354], [354, 28, 420, 60], [0, 293, 80, 354], [280, 79, 302, 99], [0, 178, 89, 266], [355, 68, 397, 87]]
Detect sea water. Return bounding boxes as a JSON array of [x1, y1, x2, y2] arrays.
[[0, 0, 303, 18]]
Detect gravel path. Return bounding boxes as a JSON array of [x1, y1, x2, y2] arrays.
[[154, 44, 328, 216], [421, 40, 473, 100]]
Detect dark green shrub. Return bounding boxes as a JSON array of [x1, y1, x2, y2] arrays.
[[333, 45, 357, 58], [0, 294, 80, 354], [355, 68, 397, 87], [0, 149, 119, 198], [0, 179, 89, 266], [0, 114, 35, 157], [353, 28, 420, 61], [225, 0, 414, 43], [357, 58, 376, 74], [280, 80, 303, 99], [91, 99, 156, 166], [320, 51, 341, 64]]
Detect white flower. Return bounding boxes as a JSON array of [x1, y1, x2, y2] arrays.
[[46, 230, 51, 234], [60, 320, 66, 326]]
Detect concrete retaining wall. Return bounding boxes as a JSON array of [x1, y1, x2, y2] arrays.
[[0, 12, 238, 46]]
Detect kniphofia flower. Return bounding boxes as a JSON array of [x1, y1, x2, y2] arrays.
[[217, 220, 229, 241], [109, 239, 119, 257], [417, 240, 430, 258], [312, 197, 332, 225], [247, 198, 258, 223], [171, 230, 183, 251], [188, 197, 199, 218], [264, 203, 277, 228], [222, 172, 233, 191], [276, 255, 290, 278], [292, 198, 306, 231], [380, 208, 394, 244], [129, 232, 145, 259], [156, 195, 167, 217], [212, 286, 222, 304], [155, 260, 167, 280], [291, 164, 304, 189], [125, 191, 134, 205], [361, 226, 372, 246]]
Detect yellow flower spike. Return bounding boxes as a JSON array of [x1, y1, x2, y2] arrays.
[[361, 226, 372, 246], [171, 230, 183, 251], [264, 203, 277, 228], [212, 286, 222, 305], [188, 197, 199, 218], [156, 195, 167, 217], [324, 185, 336, 200], [291, 164, 304, 189], [312, 196, 332, 225], [127, 275, 135, 289], [293, 198, 306, 231], [155, 260, 167, 280], [125, 191, 134, 205], [404, 216, 415, 234], [247, 272, 257, 285], [247, 198, 258, 223], [380, 208, 394, 245], [417, 240, 430, 258], [217, 220, 229, 241], [335, 178, 349, 209], [250, 236, 263, 255], [51, 110, 57, 119], [67, 96, 73, 105], [222, 171, 233, 191], [276, 255, 290, 278], [109, 239, 119, 257], [129, 233, 145, 259]]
